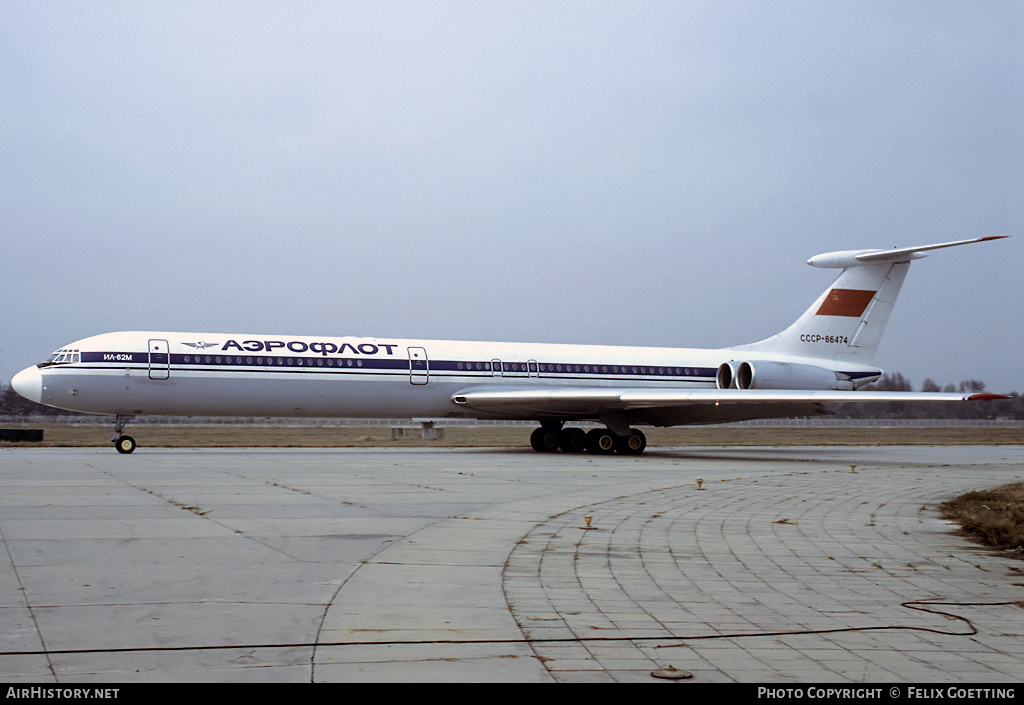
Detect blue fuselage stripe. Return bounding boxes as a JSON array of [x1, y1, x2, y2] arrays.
[[72, 350, 875, 384], [78, 351, 720, 380]]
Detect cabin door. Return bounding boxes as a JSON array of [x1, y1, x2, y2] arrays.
[[408, 347, 429, 385], [148, 339, 170, 380]]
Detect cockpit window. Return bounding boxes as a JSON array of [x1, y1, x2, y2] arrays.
[[40, 349, 80, 367]]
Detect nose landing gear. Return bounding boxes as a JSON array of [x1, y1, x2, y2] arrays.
[[112, 415, 137, 454]]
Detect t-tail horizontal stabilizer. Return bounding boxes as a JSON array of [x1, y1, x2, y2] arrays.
[[806, 236, 1008, 269]]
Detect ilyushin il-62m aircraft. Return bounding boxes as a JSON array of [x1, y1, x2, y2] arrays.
[[12, 237, 1008, 454]]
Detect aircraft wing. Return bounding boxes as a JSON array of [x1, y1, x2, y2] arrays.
[[451, 387, 1006, 427]]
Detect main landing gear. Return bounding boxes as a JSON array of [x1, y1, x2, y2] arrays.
[[112, 415, 137, 454], [530, 424, 647, 455]]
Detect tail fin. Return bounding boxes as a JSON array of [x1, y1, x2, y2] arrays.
[[734, 236, 1006, 364]]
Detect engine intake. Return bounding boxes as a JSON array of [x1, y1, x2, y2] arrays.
[[717, 360, 853, 391], [716, 361, 739, 389]]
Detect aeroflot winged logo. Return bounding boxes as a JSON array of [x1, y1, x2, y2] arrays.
[[217, 339, 399, 356], [182, 341, 218, 350]]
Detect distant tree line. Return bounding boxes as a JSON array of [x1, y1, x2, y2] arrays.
[[2, 375, 1022, 420], [832, 373, 1024, 420], [0, 383, 82, 416]]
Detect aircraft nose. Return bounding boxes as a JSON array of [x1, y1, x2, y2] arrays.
[[12, 366, 43, 404]]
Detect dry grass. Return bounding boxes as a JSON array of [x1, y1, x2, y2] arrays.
[[0, 422, 1019, 448], [941, 482, 1024, 556], [0, 423, 1021, 449]]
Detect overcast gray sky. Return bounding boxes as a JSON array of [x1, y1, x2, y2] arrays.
[[3, 1, 1022, 393]]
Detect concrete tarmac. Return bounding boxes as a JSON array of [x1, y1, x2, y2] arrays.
[[1, 445, 1022, 683]]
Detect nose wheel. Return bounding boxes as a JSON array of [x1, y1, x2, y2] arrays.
[[115, 435, 137, 454], [112, 415, 137, 454]]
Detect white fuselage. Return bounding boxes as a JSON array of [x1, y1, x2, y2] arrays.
[[14, 330, 879, 423]]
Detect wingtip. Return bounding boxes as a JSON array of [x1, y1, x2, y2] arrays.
[[967, 393, 1011, 401]]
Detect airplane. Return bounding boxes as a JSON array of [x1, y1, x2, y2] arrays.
[[11, 236, 1008, 455]]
